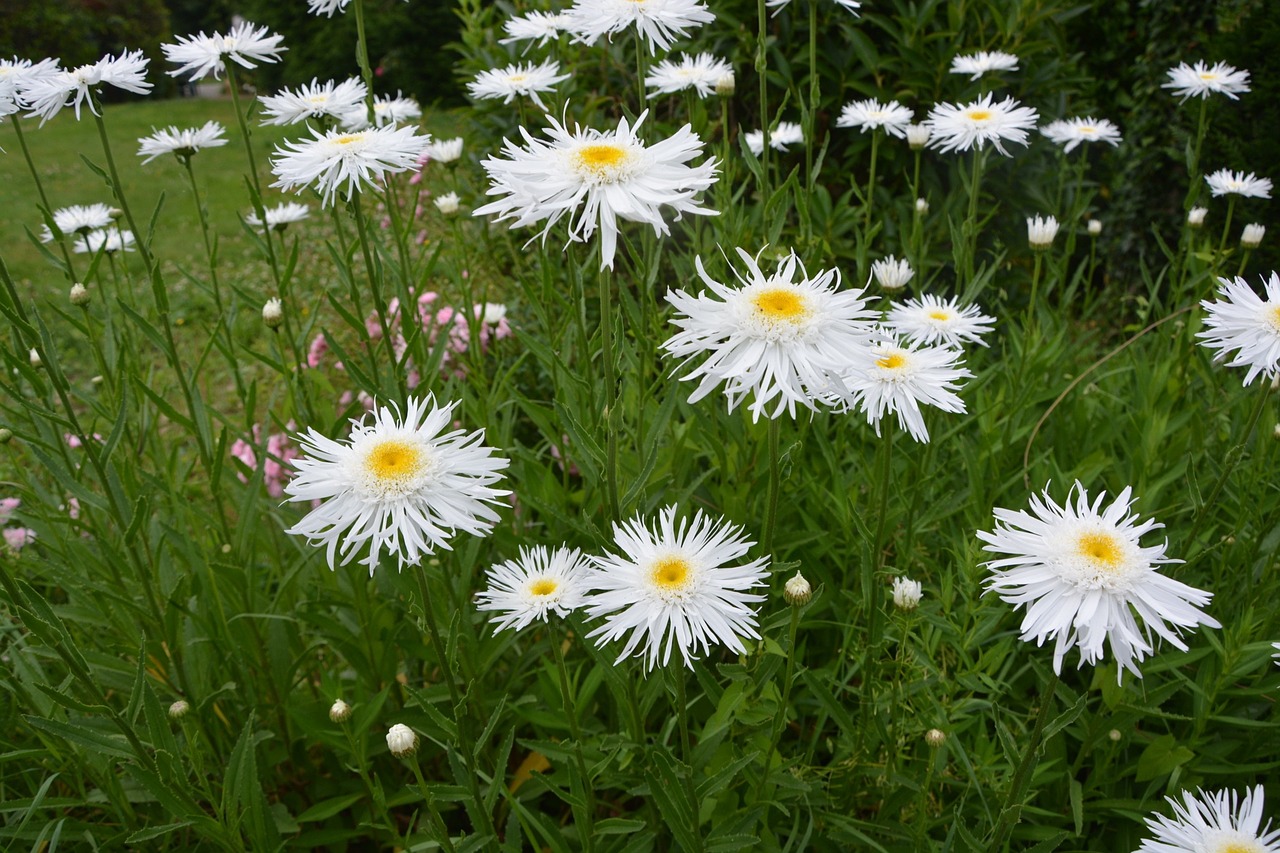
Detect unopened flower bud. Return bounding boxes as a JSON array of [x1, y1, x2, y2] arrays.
[[871, 256, 914, 290], [108, 207, 124, 221], [329, 699, 352, 723], [28, 348, 41, 368], [386, 723, 418, 758], [69, 283, 90, 306], [891, 576, 922, 610], [925, 728, 946, 747], [715, 70, 735, 98], [1273, 423, 1280, 441], [262, 297, 284, 329], [169, 699, 190, 719], [915, 197, 929, 215], [1107, 728, 1122, 742], [1240, 223, 1265, 249], [783, 572, 812, 606], [1187, 207, 1207, 228], [1087, 218, 1102, 237], [434, 191, 460, 215], [1027, 215, 1059, 250], [0, 428, 11, 444], [905, 123, 930, 149]]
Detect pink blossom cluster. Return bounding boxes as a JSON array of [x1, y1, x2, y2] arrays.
[[0, 498, 35, 554], [230, 423, 299, 498]]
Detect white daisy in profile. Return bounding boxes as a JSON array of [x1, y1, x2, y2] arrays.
[[1204, 169, 1272, 199], [284, 396, 510, 574], [583, 505, 769, 670], [0, 57, 60, 106], [40, 203, 115, 241], [467, 60, 569, 112], [949, 50, 1020, 80], [306, 0, 405, 17], [372, 93, 422, 127], [270, 124, 431, 206], [1136, 786, 1279, 853], [424, 137, 464, 164], [24, 51, 152, 124], [663, 248, 874, 421], [1040, 117, 1123, 153], [73, 228, 136, 255], [871, 256, 914, 290], [1163, 60, 1251, 102], [501, 10, 573, 47], [925, 93, 1038, 156], [474, 109, 717, 271], [1196, 273, 1280, 386], [245, 202, 311, 230], [137, 121, 228, 163], [979, 482, 1220, 680], [836, 332, 971, 443], [1027, 214, 1060, 250], [886, 293, 995, 348], [645, 52, 733, 99], [568, 0, 715, 54], [835, 99, 914, 138], [162, 20, 286, 81], [743, 121, 804, 156], [258, 78, 367, 127], [476, 546, 590, 632], [765, 0, 860, 15]]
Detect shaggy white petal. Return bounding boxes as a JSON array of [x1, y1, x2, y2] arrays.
[[1196, 273, 1280, 385]]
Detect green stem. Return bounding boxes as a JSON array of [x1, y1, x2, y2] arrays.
[[599, 263, 621, 521], [10, 116, 78, 282], [864, 131, 880, 236], [1214, 196, 1236, 273], [805, 0, 817, 203], [963, 150, 985, 283], [350, 193, 408, 400], [762, 417, 781, 555], [353, 0, 378, 125], [551, 633, 597, 850], [407, 757, 459, 853], [753, 601, 801, 811], [671, 667, 704, 853], [986, 671, 1061, 852], [1026, 251, 1044, 329], [225, 65, 282, 284], [755, 0, 770, 200]]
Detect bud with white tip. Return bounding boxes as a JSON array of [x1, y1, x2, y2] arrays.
[[329, 699, 352, 723], [915, 197, 929, 215], [387, 723, 418, 758], [784, 572, 812, 606], [1027, 215, 1059, 250], [1187, 207, 1207, 228], [715, 70, 735, 98], [925, 728, 946, 747], [1240, 223, 1265, 249], [262, 297, 283, 329], [434, 192, 460, 215], [69, 283, 91, 306], [905, 124, 930, 150], [28, 348, 41, 368], [872, 256, 914, 291], [169, 699, 190, 719], [0, 428, 12, 444], [891, 576, 922, 610], [1108, 728, 1122, 742], [1087, 219, 1102, 237]]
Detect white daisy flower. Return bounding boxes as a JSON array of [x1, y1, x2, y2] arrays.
[[73, 228, 136, 255], [949, 50, 1020, 80], [1163, 60, 1251, 102], [24, 51, 152, 124], [244, 202, 311, 230], [892, 576, 923, 610], [979, 482, 1220, 680], [269, 124, 431, 207], [765, 0, 860, 15], [258, 78, 367, 127], [1196, 273, 1280, 386], [467, 60, 569, 112], [1204, 169, 1272, 199], [835, 99, 914, 138], [583, 505, 769, 671], [1137, 786, 1279, 853], [372, 93, 422, 127], [474, 109, 717, 271], [1027, 215, 1060, 250], [1040, 117, 1123, 153], [1240, 223, 1265, 249], [476, 546, 590, 632], [885, 293, 995, 348], [567, 0, 715, 55], [284, 396, 510, 575], [663, 247, 874, 421], [645, 52, 733, 99], [743, 121, 804, 156], [306, 0, 405, 17], [924, 93, 1039, 156], [424, 137, 464, 164], [835, 332, 972, 443], [871, 255, 914, 290], [501, 10, 573, 47], [0, 57, 60, 106], [40, 203, 115, 241], [433, 191, 461, 214], [137, 120, 228, 163], [162, 21, 286, 82]]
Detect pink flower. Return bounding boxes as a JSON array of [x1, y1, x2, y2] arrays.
[[64, 432, 103, 448], [0, 498, 20, 524], [230, 424, 299, 498], [66, 497, 80, 520], [4, 527, 35, 551], [307, 333, 329, 368]]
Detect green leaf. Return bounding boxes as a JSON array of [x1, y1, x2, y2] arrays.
[[295, 793, 366, 823], [23, 716, 133, 760], [1136, 734, 1194, 782], [125, 822, 194, 844]]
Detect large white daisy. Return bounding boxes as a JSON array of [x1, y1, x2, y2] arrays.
[[258, 78, 367, 128], [476, 546, 590, 632], [1136, 785, 1280, 853], [663, 247, 875, 421], [743, 121, 804, 156], [23, 51, 152, 124], [583, 506, 769, 670], [835, 332, 971, 443], [949, 50, 1019, 80], [644, 52, 733, 99], [978, 483, 1220, 680], [467, 60, 569, 112], [137, 121, 228, 163], [924, 93, 1039, 156], [284, 396, 510, 575], [270, 124, 431, 206], [39, 203, 115, 241], [162, 20, 286, 82], [1196, 272, 1280, 386], [473, 110, 717, 270], [1040, 116, 1123, 153], [567, 0, 715, 54], [1204, 169, 1272, 199], [1163, 60, 1251, 102], [885, 293, 995, 349], [835, 99, 914, 138]]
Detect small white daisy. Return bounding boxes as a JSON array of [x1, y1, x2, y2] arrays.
[[476, 545, 590, 632], [258, 78, 367, 128], [645, 52, 733, 99], [1196, 273, 1280, 386], [885, 293, 995, 348], [765, 0, 860, 15], [23, 51, 152, 124], [662, 247, 876, 421], [73, 228, 136, 255], [1205, 169, 1272, 199], [924, 93, 1039, 156], [871, 255, 914, 290], [743, 121, 804, 156], [835, 99, 914, 138], [1040, 117, 1123, 153], [371, 93, 422, 128], [474, 110, 718, 271], [1136, 785, 1279, 853], [1240, 223, 1265, 249], [892, 576, 922, 610], [979, 482, 1220, 680], [162, 21, 287, 82], [137, 121, 228, 163], [270, 124, 431, 207], [467, 60, 569, 112], [949, 50, 1019, 80], [424, 137, 464, 164], [501, 10, 573, 47], [434, 192, 461, 214], [583, 505, 769, 671], [1163, 60, 1251, 102], [1028, 215, 1060, 250], [568, 0, 715, 54], [284, 396, 510, 574], [40, 203, 115, 241], [244, 202, 311, 230], [835, 332, 971, 443]]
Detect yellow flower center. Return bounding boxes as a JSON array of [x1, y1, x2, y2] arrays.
[[529, 578, 559, 597], [573, 143, 630, 182], [333, 134, 363, 146], [365, 439, 423, 483], [1079, 125, 1096, 134], [753, 288, 807, 321], [1077, 532, 1122, 569], [1199, 72, 1218, 81], [1269, 305, 1280, 331], [1214, 842, 1264, 853], [927, 309, 952, 321], [507, 74, 527, 83], [967, 109, 992, 122], [876, 352, 907, 370], [651, 557, 691, 591]]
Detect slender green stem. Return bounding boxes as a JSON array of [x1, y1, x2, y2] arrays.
[[599, 263, 621, 521], [1175, 99, 1211, 296], [1026, 251, 1044, 329], [755, 0, 770, 200], [89, 105, 154, 275], [635, 33, 649, 114], [871, 426, 894, 575], [671, 668, 704, 853], [551, 633, 597, 850], [10, 116, 79, 282], [407, 757, 459, 853], [986, 671, 1061, 852], [1214, 196, 1236, 272], [350, 193, 408, 399], [863, 131, 880, 237], [753, 601, 801, 811], [225, 65, 282, 282], [805, 0, 817, 202], [762, 417, 782, 555], [353, 0, 378, 125], [962, 150, 985, 283]]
